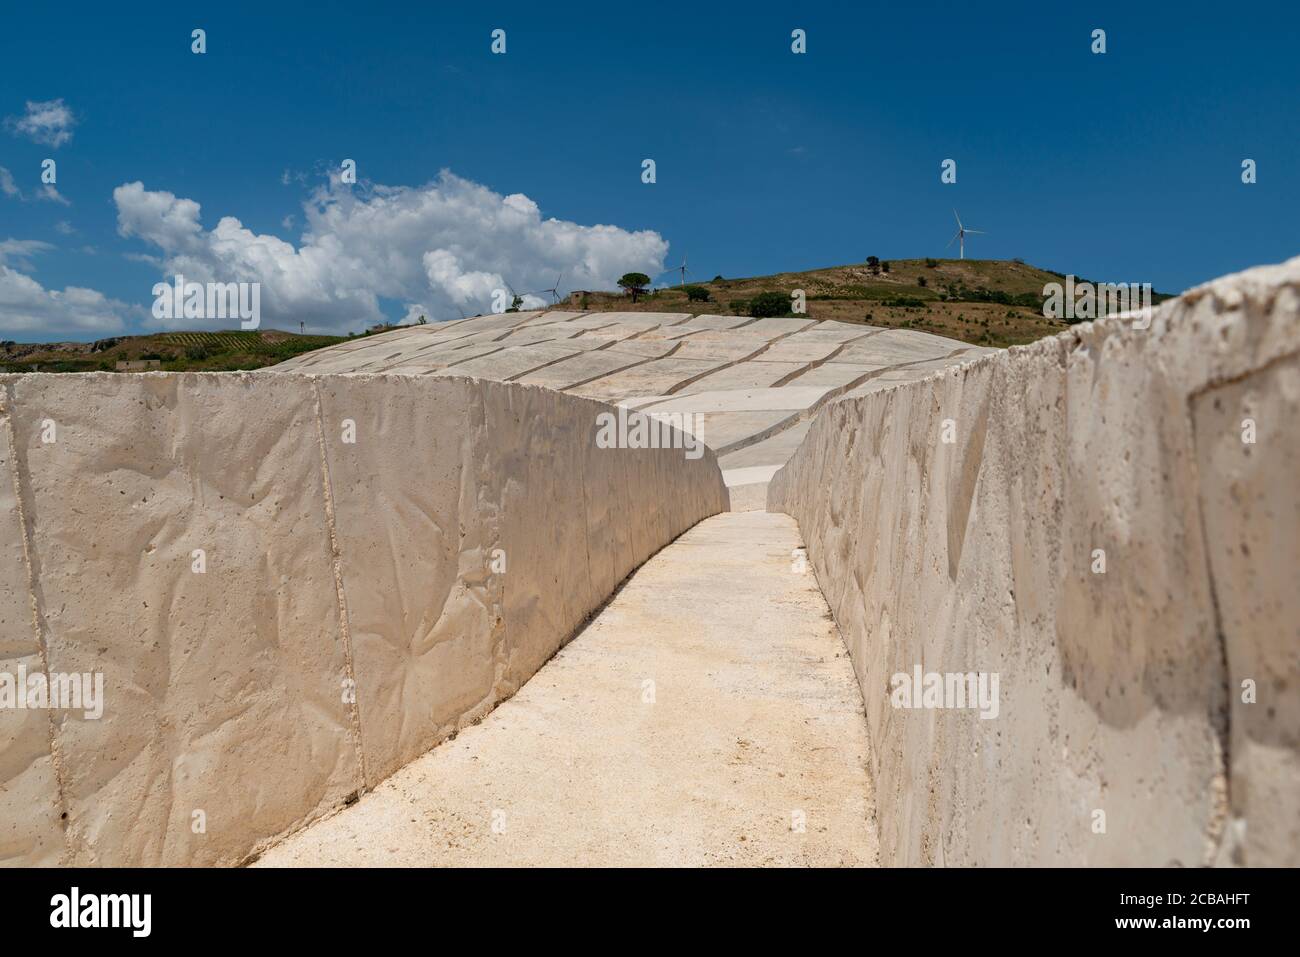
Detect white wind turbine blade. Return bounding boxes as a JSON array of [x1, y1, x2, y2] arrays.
[[964, 228, 987, 235], [953, 208, 963, 229], [946, 230, 960, 249]]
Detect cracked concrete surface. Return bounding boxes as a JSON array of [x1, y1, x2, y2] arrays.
[[0, 373, 726, 865]]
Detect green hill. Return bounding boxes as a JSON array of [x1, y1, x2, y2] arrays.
[[572, 258, 1174, 348], [0, 329, 348, 374]]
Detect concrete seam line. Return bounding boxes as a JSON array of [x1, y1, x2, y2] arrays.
[[1186, 344, 1300, 401], [768, 335, 861, 387], [1186, 389, 1233, 868], [1180, 346, 1300, 865], [660, 346, 766, 396], [558, 350, 663, 390], [501, 347, 587, 383], [310, 376, 369, 793], [2, 379, 74, 862], [478, 383, 510, 698], [576, 402, 597, 623]]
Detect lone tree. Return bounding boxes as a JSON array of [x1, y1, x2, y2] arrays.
[[618, 272, 651, 302], [866, 256, 881, 275], [684, 284, 710, 303]]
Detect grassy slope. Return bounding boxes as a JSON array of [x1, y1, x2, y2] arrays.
[[571, 258, 1172, 348], [0, 329, 348, 373]]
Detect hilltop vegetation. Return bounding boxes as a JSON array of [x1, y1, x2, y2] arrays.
[[571, 258, 1173, 348], [0, 329, 348, 373], [1, 259, 1175, 371]]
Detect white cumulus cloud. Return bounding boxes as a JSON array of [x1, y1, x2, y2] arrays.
[[113, 170, 669, 333], [5, 99, 77, 148], [0, 240, 129, 337]]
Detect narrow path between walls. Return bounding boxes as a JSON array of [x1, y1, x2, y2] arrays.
[[256, 511, 879, 867]]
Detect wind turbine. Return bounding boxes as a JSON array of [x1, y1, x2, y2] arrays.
[[947, 210, 986, 260], [661, 256, 689, 288], [501, 277, 526, 311], [540, 272, 563, 303]]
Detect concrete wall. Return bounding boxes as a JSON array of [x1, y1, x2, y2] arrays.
[[769, 257, 1299, 866], [0, 372, 727, 866]]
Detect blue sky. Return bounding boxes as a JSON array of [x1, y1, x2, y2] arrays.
[[1, 0, 1296, 340]]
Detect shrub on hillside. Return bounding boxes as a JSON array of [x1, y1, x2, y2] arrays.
[[748, 291, 790, 318], [684, 284, 711, 303]]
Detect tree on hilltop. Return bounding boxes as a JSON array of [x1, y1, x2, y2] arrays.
[[618, 272, 651, 302]]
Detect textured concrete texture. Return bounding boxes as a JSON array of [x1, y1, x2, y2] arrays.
[[274, 312, 988, 506], [256, 512, 879, 867], [0, 372, 726, 866], [769, 256, 1300, 866]]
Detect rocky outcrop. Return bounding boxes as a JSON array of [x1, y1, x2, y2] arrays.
[[769, 257, 1299, 866]]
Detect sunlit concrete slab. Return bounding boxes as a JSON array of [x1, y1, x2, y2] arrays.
[[733, 317, 815, 337], [722, 464, 783, 488], [683, 314, 754, 330], [717, 419, 814, 471], [428, 342, 584, 380], [679, 361, 809, 393], [833, 337, 954, 364], [672, 409, 802, 455], [669, 339, 767, 361], [573, 357, 730, 402], [602, 340, 680, 359], [638, 386, 830, 415], [791, 321, 884, 342], [583, 312, 690, 330], [672, 334, 773, 358], [373, 344, 504, 373], [514, 349, 653, 390], [784, 362, 886, 389], [758, 340, 849, 363]]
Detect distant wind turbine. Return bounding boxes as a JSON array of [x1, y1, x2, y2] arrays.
[[540, 273, 563, 303], [660, 256, 690, 288], [947, 210, 986, 260]]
